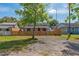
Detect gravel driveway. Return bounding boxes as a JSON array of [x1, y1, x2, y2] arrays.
[[8, 36, 68, 56]]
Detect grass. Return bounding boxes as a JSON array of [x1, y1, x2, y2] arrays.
[[0, 36, 31, 42], [0, 36, 38, 55], [0, 38, 38, 50], [61, 34, 79, 40]]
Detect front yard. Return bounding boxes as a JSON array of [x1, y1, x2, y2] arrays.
[[0, 35, 79, 56], [0, 36, 38, 56], [61, 34, 79, 40], [0, 36, 31, 42], [0, 35, 70, 41], [0, 36, 64, 56]]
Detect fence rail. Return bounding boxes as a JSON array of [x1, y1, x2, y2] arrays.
[[11, 29, 62, 36]]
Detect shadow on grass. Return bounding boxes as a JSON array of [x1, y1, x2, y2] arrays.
[[0, 38, 38, 55], [62, 42, 79, 56]]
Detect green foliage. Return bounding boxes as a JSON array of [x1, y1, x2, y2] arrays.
[[65, 14, 77, 22], [0, 16, 17, 23], [49, 19, 59, 27], [65, 3, 79, 22], [15, 3, 49, 26], [73, 4, 79, 20], [15, 3, 49, 39]]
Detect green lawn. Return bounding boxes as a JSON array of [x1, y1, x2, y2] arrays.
[[61, 34, 79, 40], [0, 36, 31, 42], [0, 36, 37, 53]]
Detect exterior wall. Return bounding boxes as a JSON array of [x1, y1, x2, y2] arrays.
[[0, 23, 18, 35], [61, 27, 79, 34], [24, 28, 48, 32], [0, 28, 12, 35]]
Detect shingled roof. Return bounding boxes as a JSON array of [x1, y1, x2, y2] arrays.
[[57, 23, 79, 28], [0, 23, 18, 28], [24, 22, 50, 28]]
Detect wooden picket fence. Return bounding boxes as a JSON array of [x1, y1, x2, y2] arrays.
[[11, 28, 62, 36]]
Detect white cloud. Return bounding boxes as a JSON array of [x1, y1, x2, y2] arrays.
[[47, 9, 56, 13], [47, 8, 68, 14]]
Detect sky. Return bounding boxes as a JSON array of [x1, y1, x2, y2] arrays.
[[0, 3, 21, 18], [0, 3, 76, 23]]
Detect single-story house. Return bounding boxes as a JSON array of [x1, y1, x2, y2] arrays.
[[23, 23, 50, 32], [21, 23, 51, 35], [0, 23, 19, 35], [58, 23, 79, 34]]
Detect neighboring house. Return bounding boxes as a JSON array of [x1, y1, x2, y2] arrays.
[[0, 23, 19, 35], [22, 23, 50, 32], [58, 23, 79, 34], [0, 22, 62, 36]]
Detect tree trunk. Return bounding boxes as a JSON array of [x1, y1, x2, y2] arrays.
[[32, 10, 36, 39], [32, 7, 36, 39], [32, 22, 36, 39]]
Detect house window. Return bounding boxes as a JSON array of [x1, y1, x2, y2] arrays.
[[6, 29, 10, 31], [42, 28, 46, 31], [78, 27, 79, 32], [38, 28, 40, 31], [27, 28, 30, 31], [72, 27, 75, 33], [75, 27, 78, 33]]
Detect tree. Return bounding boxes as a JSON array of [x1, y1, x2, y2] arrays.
[[15, 3, 49, 39], [49, 19, 59, 27], [0, 16, 17, 23], [73, 4, 79, 21], [0, 18, 3, 23]]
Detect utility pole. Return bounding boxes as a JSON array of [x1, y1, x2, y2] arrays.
[[66, 3, 71, 40], [55, 8, 57, 20], [69, 3, 71, 34]]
